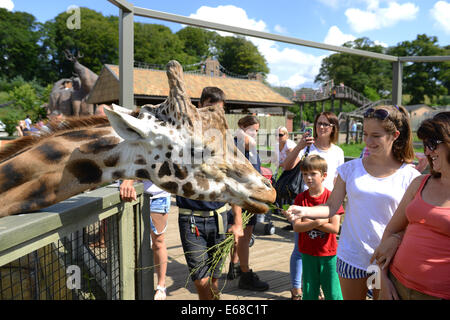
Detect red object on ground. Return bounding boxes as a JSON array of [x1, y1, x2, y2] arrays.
[[260, 167, 273, 180]]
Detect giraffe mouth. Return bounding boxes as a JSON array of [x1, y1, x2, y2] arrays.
[[244, 197, 271, 214]]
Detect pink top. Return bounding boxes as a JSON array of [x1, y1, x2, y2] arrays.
[[390, 175, 450, 299]]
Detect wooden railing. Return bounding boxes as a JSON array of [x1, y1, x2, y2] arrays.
[[0, 183, 155, 300]]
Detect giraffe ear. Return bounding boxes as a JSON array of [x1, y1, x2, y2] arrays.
[[104, 107, 150, 140]]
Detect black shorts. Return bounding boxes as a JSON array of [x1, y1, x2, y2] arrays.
[[178, 213, 228, 281]]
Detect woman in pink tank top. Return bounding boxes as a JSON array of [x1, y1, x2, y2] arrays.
[[371, 112, 450, 300]]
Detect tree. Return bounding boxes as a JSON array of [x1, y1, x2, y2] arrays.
[[176, 27, 219, 61], [41, 7, 119, 79], [216, 36, 269, 76], [388, 35, 448, 104], [315, 37, 391, 99], [0, 9, 43, 82], [134, 23, 196, 66]]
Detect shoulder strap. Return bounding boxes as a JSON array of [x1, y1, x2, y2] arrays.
[[415, 174, 431, 197]]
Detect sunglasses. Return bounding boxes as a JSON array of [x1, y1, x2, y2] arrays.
[[363, 108, 390, 120], [278, 133, 286, 137], [317, 122, 334, 128], [423, 139, 443, 152]]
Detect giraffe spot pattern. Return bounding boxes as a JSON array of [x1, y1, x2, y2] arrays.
[[134, 155, 147, 166], [104, 154, 120, 167], [112, 170, 125, 180], [79, 137, 120, 155], [0, 163, 30, 193], [182, 182, 195, 198], [160, 182, 178, 194], [67, 160, 103, 184], [158, 161, 171, 179], [35, 143, 70, 164], [136, 169, 151, 180], [59, 129, 111, 141], [173, 163, 188, 180]]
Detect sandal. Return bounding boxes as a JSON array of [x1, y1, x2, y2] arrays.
[[154, 285, 167, 300], [291, 288, 302, 300]]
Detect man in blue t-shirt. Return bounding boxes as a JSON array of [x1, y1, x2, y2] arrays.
[[176, 86, 243, 300]]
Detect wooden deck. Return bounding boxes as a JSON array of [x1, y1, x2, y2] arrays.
[[157, 201, 295, 300]]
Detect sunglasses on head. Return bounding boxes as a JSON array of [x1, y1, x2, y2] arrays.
[[423, 138, 443, 152], [363, 108, 390, 120], [363, 105, 400, 120]]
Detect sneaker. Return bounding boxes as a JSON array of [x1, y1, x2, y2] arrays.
[[238, 269, 269, 291], [154, 285, 166, 300], [227, 262, 242, 280]]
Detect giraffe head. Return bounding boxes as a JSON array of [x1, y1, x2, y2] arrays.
[[104, 60, 276, 213]]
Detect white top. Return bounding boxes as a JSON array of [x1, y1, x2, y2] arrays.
[[24, 118, 32, 130], [143, 181, 170, 199], [298, 143, 345, 191], [278, 139, 297, 165], [336, 158, 420, 271]]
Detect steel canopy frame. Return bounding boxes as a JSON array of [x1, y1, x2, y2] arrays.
[[108, 0, 450, 109]]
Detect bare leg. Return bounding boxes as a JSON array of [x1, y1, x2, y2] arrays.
[[150, 212, 169, 289], [339, 277, 373, 300], [237, 225, 254, 272], [194, 277, 220, 300]]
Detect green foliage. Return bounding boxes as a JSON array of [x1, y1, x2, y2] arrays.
[[387, 34, 448, 104], [176, 27, 219, 61], [0, 9, 43, 82], [2, 110, 22, 136], [216, 36, 269, 76], [134, 23, 195, 66], [363, 85, 381, 101], [315, 37, 391, 97]]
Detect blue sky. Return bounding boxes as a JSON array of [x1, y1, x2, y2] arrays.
[[2, 0, 450, 89]]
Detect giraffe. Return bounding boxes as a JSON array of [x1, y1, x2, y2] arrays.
[[0, 60, 276, 218]]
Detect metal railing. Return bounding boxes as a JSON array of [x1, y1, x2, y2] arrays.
[[0, 183, 155, 300]]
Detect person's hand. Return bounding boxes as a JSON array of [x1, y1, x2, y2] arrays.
[[370, 234, 402, 269], [120, 180, 137, 202], [414, 153, 428, 173], [228, 223, 244, 245], [379, 269, 400, 300], [299, 132, 314, 149], [284, 205, 306, 222]]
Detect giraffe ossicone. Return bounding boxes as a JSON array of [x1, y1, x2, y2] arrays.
[[0, 60, 276, 218]]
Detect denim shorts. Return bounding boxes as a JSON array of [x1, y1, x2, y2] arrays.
[[178, 212, 228, 281], [149, 196, 171, 235]]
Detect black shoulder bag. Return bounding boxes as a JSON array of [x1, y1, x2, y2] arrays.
[[274, 147, 310, 208]]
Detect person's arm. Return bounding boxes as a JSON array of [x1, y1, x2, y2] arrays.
[[229, 205, 244, 244], [315, 215, 341, 234], [120, 179, 137, 202], [293, 217, 328, 233], [282, 134, 314, 170], [287, 175, 347, 220], [236, 128, 256, 151], [370, 175, 424, 269]]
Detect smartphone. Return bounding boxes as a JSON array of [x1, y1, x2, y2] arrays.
[[305, 126, 314, 137]]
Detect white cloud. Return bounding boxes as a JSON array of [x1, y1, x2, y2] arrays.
[[0, 0, 14, 11], [324, 26, 356, 46], [189, 5, 268, 37], [189, 5, 325, 89], [345, 1, 419, 33], [274, 24, 287, 34], [430, 1, 450, 34]]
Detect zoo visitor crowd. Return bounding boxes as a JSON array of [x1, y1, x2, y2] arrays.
[[113, 86, 448, 301]]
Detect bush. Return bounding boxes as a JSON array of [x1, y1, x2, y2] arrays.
[[2, 110, 23, 136]]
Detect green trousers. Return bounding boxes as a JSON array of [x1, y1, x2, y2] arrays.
[[301, 253, 343, 300]]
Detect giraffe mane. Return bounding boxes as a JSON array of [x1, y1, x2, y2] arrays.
[[0, 115, 134, 164]]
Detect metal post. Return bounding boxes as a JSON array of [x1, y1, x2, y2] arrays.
[[392, 61, 403, 107], [118, 5, 135, 110]]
